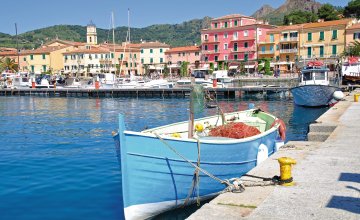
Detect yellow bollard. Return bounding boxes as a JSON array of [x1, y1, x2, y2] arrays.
[[354, 94, 360, 102], [277, 157, 297, 186]]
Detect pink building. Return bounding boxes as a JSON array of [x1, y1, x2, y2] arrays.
[[201, 14, 276, 69], [346, 23, 360, 48], [165, 45, 201, 74]]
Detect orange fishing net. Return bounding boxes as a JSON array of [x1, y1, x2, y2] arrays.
[[208, 122, 261, 139]]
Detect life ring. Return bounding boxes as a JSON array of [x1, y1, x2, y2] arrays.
[[271, 118, 286, 141]]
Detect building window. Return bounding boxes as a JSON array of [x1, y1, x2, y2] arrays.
[[30, 54, 34, 60], [244, 42, 248, 48], [234, 42, 238, 51], [195, 52, 199, 56], [234, 54, 238, 60], [160, 58, 163, 63], [42, 65, 46, 72], [214, 56, 218, 61], [141, 49, 144, 53], [160, 48, 163, 53], [319, 31, 324, 41], [150, 58, 153, 63], [204, 34, 208, 41], [307, 47, 312, 58], [224, 33, 228, 39], [332, 45, 337, 55], [233, 32, 238, 40], [205, 56, 208, 62], [31, 65, 34, 72], [134, 54, 137, 58], [276, 56, 279, 62], [214, 23, 218, 28], [244, 30, 248, 37], [141, 58, 144, 64], [204, 45, 208, 51], [286, 55, 290, 62], [214, 45, 218, 52], [353, 32, 360, 39], [126, 63, 128, 68], [320, 46, 324, 57], [214, 34, 218, 41], [150, 49, 153, 53], [224, 43, 228, 50], [270, 34, 274, 42], [258, 29, 262, 36], [261, 46, 265, 52], [224, 22, 228, 28], [178, 53, 181, 57], [234, 20, 238, 26], [270, 45, 274, 51], [224, 55, 228, 60], [23, 57, 27, 61], [120, 54, 124, 60], [308, 32, 312, 41], [42, 54, 46, 59], [244, 54, 248, 61], [111, 53, 114, 58], [135, 63, 137, 67], [332, 30, 338, 39]]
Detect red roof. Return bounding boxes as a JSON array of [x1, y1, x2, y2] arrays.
[[62, 47, 109, 55], [21, 46, 69, 55], [347, 23, 360, 30]]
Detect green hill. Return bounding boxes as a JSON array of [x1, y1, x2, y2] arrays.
[[0, 17, 211, 49]]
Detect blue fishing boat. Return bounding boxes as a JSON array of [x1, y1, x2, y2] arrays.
[[113, 107, 284, 219], [290, 61, 342, 107]]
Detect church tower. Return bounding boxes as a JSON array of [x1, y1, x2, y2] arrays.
[[87, 21, 97, 45]]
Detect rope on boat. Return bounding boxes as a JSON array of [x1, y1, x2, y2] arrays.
[[154, 133, 225, 185], [183, 139, 201, 207]]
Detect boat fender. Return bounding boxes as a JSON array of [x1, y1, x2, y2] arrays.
[[195, 123, 204, 132], [333, 91, 344, 101], [272, 119, 286, 141], [256, 144, 268, 165]]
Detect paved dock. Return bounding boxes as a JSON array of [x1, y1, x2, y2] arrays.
[[188, 92, 360, 219]]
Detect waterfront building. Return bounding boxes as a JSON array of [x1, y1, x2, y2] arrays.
[[21, 45, 79, 74], [258, 24, 303, 72], [200, 14, 276, 72], [164, 45, 201, 76], [299, 19, 354, 67], [345, 23, 360, 48], [128, 41, 170, 75]]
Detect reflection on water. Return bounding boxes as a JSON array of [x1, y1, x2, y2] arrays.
[[0, 95, 328, 220]]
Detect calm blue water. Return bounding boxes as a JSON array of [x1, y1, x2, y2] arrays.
[[0, 95, 328, 220]]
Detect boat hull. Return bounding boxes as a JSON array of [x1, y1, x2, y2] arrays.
[[290, 85, 339, 107], [115, 113, 279, 219]]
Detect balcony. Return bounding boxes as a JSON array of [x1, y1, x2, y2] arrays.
[[259, 50, 275, 55], [202, 50, 220, 54], [230, 37, 256, 42], [202, 40, 220, 44], [280, 37, 298, 42], [231, 46, 256, 53], [280, 48, 298, 54], [258, 41, 275, 45]]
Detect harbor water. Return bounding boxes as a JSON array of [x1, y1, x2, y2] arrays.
[[0, 95, 328, 220]]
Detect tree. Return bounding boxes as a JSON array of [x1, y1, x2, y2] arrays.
[[0, 57, 18, 72], [180, 61, 189, 77], [344, 0, 360, 18], [163, 64, 170, 77], [317, 4, 340, 21], [343, 41, 360, 57], [283, 10, 318, 25]]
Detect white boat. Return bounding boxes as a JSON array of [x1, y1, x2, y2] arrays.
[[63, 77, 82, 88], [290, 61, 342, 107], [13, 75, 30, 88], [141, 79, 175, 88]]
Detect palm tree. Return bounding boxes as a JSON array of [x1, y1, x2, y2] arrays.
[[342, 41, 360, 57], [0, 57, 19, 72]]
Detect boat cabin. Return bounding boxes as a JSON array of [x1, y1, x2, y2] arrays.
[[300, 67, 329, 86]]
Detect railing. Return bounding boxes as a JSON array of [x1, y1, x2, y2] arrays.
[[280, 37, 298, 42], [280, 48, 298, 53], [259, 50, 275, 54]]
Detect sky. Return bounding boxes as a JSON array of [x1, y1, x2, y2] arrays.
[[0, 0, 350, 35]]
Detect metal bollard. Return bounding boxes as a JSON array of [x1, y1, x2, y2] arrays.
[[277, 157, 296, 186], [354, 94, 360, 102]]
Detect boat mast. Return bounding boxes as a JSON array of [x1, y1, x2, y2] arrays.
[[15, 23, 20, 72], [112, 12, 116, 75]]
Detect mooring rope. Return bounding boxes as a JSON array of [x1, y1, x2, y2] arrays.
[[154, 133, 225, 185]]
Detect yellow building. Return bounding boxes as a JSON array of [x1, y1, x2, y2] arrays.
[[258, 24, 303, 72], [299, 19, 354, 65], [21, 45, 78, 74]]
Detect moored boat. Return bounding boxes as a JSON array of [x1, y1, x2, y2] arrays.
[[290, 61, 342, 107], [113, 107, 284, 219]]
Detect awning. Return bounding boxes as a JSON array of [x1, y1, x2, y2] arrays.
[[229, 65, 238, 69], [244, 65, 255, 68]]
